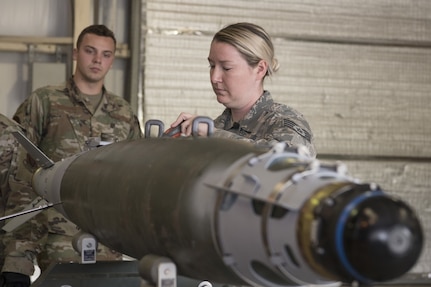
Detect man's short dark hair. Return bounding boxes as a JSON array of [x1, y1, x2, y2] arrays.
[[76, 24, 117, 50]]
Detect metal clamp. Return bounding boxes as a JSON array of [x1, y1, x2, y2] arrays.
[[145, 119, 165, 138], [191, 116, 214, 138]]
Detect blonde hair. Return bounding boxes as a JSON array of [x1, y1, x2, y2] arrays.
[[212, 22, 279, 77]]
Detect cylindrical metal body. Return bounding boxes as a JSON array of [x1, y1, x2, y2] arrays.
[[32, 138, 423, 287], [34, 138, 258, 284]]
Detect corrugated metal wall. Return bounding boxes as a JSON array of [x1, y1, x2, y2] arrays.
[[141, 0, 431, 274]]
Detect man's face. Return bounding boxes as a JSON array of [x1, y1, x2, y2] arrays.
[[73, 33, 115, 83]]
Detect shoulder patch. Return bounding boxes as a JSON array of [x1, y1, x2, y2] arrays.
[[283, 119, 312, 142]]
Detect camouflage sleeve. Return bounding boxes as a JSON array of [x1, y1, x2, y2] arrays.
[[2, 143, 48, 276], [2, 97, 50, 276], [2, 171, 48, 276], [0, 116, 24, 226], [0, 125, 17, 208], [0, 122, 19, 270], [128, 115, 143, 140]]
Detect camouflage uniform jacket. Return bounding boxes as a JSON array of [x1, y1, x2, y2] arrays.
[[0, 114, 33, 232], [213, 91, 316, 157], [0, 114, 40, 276], [12, 77, 143, 237], [0, 114, 19, 212], [0, 114, 19, 270], [14, 77, 142, 162]]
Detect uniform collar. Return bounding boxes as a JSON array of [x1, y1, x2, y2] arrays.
[[61, 77, 123, 113], [225, 90, 273, 131]]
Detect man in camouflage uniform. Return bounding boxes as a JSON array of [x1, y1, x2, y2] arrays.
[[2, 24, 142, 285], [0, 114, 18, 232], [0, 114, 40, 287], [0, 114, 20, 268]]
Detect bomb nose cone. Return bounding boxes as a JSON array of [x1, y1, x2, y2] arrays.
[[341, 195, 423, 283]]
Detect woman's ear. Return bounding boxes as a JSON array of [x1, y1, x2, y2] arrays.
[[256, 59, 268, 80]]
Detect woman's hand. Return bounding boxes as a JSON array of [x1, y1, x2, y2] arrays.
[[170, 112, 211, 137]]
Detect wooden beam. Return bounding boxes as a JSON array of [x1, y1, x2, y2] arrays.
[[0, 36, 73, 45], [0, 43, 58, 53]]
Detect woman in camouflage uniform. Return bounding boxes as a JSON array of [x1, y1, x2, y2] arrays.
[[171, 22, 316, 157]]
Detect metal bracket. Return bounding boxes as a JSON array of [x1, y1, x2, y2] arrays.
[[1, 197, 57, 232], [191, 116, 214, 138]]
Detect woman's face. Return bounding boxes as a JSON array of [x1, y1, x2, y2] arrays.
[[208, 41, 264, 110]]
